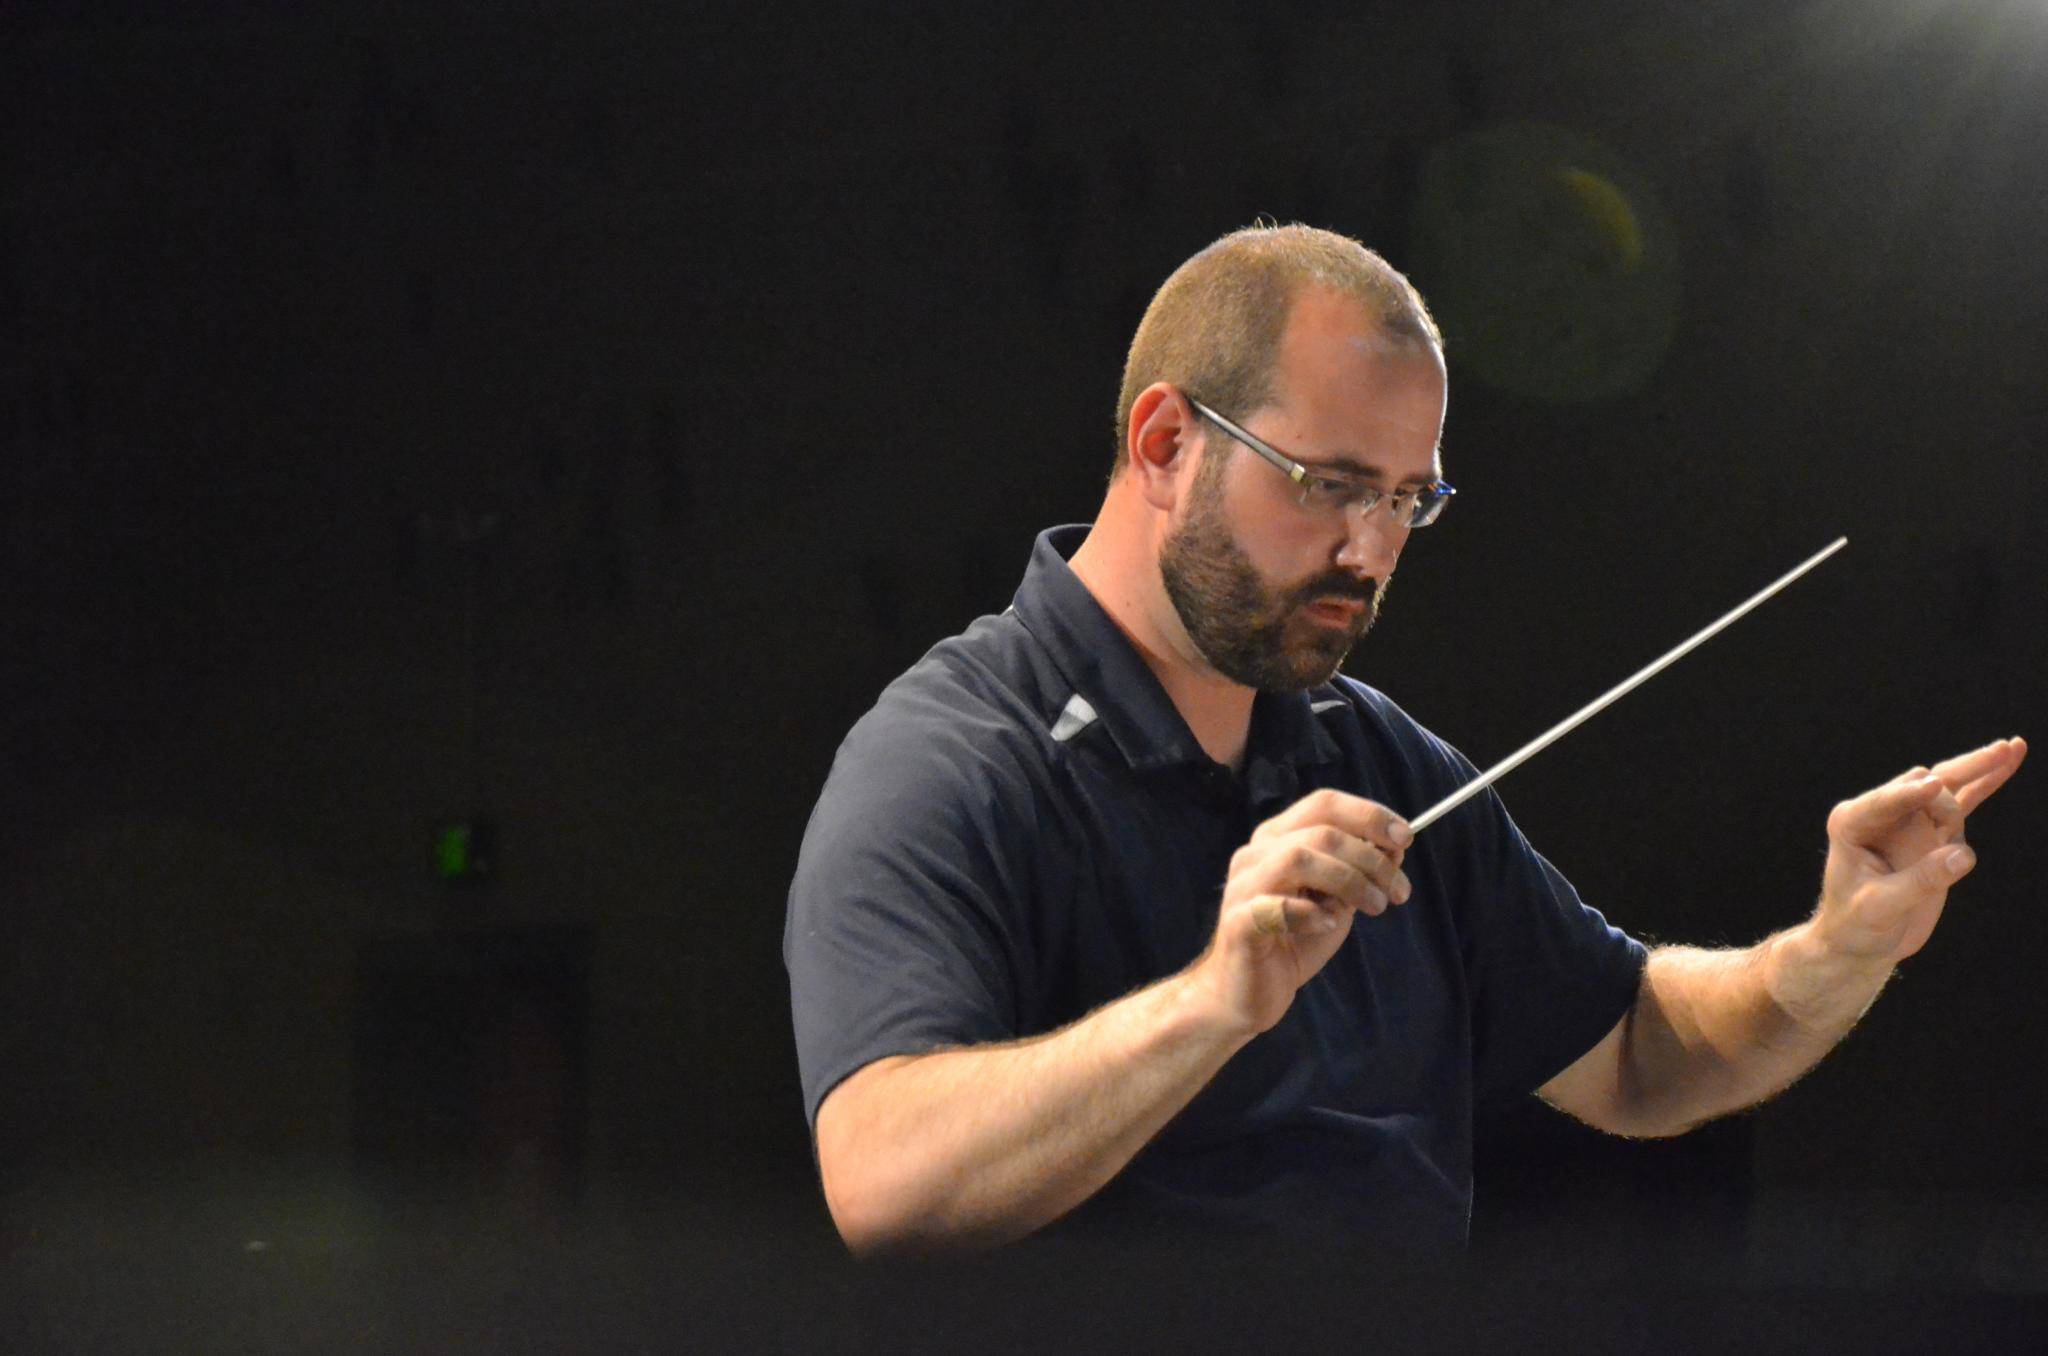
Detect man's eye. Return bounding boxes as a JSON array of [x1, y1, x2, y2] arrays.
[[1302, 478, 1355, 509]]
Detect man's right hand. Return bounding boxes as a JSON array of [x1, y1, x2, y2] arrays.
[[1191, 788, 1413, 1036]]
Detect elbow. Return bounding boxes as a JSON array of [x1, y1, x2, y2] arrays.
[[814, 1062, 916, 1254], [1553, 1045, 1704, 1140], [1555, 1087, 1695, 1141], [820, 1151, 985, 1257], [1608, 1061, 1714, 1140], [819, 1144, 926, 1257], [815, 1072, 975, 1256], [1610, 1099, 1706, 1140], [813, 1056, 1038, 1255], [823, 1183, 903, 1258], [817, 1124, 914, 1256], [1602, 981, 1717, 1139]]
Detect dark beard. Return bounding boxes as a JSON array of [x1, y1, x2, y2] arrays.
[[1158, 476, 1386, 692]]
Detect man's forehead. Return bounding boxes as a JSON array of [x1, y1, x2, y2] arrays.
[[1276, 340, 1445, 435], [1279, 290, 1442, 379]]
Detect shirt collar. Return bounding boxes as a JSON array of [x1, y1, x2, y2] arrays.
[[1010, 525, 1344, 786]]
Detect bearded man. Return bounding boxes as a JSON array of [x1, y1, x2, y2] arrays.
[[782, 223, 2025, 1255]]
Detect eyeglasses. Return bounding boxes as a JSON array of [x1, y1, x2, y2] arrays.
[[1187, 397, 1455, 529]]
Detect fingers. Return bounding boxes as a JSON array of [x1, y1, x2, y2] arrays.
[[1226, 792, 1418, 949], [1820, 838, 1977, 965], [1301, 825, 1411, 909], [1831, 735, 2029, 846], [1258, 788, 1412, 857], [1918, 779, 1965, 844], [1829, 773, 1953, 845], [1858, 841, 1977, 919], [1922, 842, 1977, 888], [1946, 736, 2027, 815], [1929, 736, 2023, 794], [1246, 894, 1347, 939], [1233, 831, 1410, 915]]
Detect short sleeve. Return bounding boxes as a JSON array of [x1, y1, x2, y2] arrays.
[[1448, 778, 1648, 1110], [1345, 690, 1646, 1112], [783, 710, 1029, 1129]]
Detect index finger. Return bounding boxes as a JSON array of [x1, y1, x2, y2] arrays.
[[1828, 773, 1949, 845], [1939, 736, 2027, 815], [1941, 737, 2023, 811], [1262, 787, 1413, 851]]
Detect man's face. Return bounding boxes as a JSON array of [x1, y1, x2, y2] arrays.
[[1158, 291, 1448, 692], [1158, 450, 1388, 691]]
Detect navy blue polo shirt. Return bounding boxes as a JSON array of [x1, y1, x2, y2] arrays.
[[784, 525, 1645, 1248]]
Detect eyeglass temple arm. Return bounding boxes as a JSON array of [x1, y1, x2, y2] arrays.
[[1187, 398, 1308, 483]]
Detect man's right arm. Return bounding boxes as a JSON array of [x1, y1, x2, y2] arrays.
[[815, 966, 1250, 1253], [812, 789, 1415, 1254]]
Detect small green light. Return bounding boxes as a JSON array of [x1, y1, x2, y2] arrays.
[[436, 825, 471, 879]]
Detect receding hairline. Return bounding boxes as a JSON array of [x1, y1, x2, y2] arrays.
[[1112, 223, 1442, 475], [1290, 289, 1446, 365]]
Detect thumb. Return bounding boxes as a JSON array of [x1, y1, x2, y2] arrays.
[[1913, 843, 1976, 893], [1851, 842, 1977, 916]]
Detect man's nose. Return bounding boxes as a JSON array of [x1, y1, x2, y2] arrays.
[[1335, 502, 1406, 576]]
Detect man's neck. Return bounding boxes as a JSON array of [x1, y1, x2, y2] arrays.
[[1067, 521, 1256, 771], [1150, 655, 1257, 772]]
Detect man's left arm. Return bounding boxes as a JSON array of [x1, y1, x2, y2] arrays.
[[1541, 736, 2027, 1139]]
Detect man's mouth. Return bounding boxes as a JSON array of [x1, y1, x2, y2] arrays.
[[1303, 597, 1367, 624]]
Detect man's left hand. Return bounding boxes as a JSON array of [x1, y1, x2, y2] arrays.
[[1815, 737, 2027, 965]]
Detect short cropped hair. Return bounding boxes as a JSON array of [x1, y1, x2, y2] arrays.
[[1112, 223, 1441, 474]]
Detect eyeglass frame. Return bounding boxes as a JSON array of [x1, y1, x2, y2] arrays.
[[1185, 396, 1455, 529]]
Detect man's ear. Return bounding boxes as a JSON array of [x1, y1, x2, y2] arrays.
[[1126, 383, 1202, 511]]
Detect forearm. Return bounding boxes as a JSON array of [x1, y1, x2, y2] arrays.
[[1620, 925, 1894, 1136], [816, 968, 1253, 1253]]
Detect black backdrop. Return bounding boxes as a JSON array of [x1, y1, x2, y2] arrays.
[[5, 1, 2046, 1348]]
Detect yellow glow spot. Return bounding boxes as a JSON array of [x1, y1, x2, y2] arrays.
[[1556, 167, 1644, 272]]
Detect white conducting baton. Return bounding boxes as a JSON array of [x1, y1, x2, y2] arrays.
[[1409, 536, 1849, 834]]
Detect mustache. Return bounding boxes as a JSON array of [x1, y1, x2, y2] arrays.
[[1291, 574, 1383, 607]]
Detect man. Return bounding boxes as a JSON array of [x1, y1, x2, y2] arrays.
[[782, 223, 2026, 1255]]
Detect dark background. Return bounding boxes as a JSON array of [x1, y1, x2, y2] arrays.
[[5, 0, 2046, 1348]]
